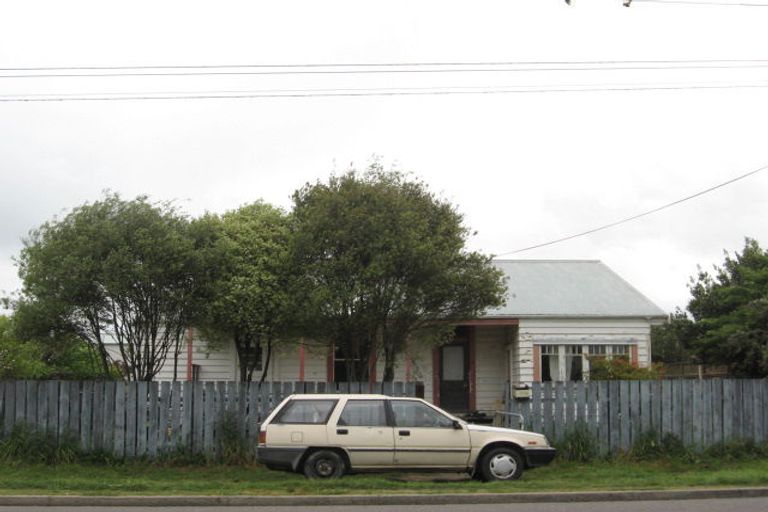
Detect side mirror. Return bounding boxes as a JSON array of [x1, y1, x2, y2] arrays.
[[452, 420, 463, 430]]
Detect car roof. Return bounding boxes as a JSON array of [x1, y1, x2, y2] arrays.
[[285, 393, 416, 400]]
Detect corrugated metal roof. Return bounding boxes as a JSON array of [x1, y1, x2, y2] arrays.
[[485, 260, 667, 318]]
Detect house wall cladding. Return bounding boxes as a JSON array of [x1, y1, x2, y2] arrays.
[[507, 379, 768, 453], [0, 380, 418, 459], [517, 318, 653, 374]]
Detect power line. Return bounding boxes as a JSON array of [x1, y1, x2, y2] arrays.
[[496, 163, 768, 256], [3, 61, 768, 79], [2, 81, 768, 102], [633, 0, 768, 6], [3, 59, 768, 72]]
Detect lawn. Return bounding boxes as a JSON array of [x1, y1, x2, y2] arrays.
[[1, 459, 768, 496]]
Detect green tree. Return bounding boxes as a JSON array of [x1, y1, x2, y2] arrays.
[[685, 238, 768, 377], [650, 308, 698, 363], [0, 315, 49, 379], [17, 194, 214, 381], [290, 165, 507, 381], [10, 299, 106, 379], [195, 202, 292, 382]]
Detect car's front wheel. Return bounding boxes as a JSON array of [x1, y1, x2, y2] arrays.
[[302, 449, 345, 479], [478, 447, 524, 481]]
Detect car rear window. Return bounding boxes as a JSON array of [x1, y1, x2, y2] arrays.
[[274, 399, 337, 424]]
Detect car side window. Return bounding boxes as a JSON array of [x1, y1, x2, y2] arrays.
[[390, 400, 455, 428], [337, 400, 388, 427], [274, 399, 337, 424]]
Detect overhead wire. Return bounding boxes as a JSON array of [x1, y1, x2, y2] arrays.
[[3, 59, 768, 72], [2, 81, 768, 102], [633, 0, 768, 6], [3, 62, 768, 79], [495, 164, 768, 256]]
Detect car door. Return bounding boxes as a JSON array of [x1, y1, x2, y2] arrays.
[[326, 398, 395, 468], [389, 399, 471, 467]]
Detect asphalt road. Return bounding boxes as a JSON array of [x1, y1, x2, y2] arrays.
[[3, 498, 768, 512]]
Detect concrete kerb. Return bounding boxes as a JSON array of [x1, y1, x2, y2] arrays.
[[2, 488, 768, 507]]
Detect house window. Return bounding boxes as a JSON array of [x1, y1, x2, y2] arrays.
[[588, 345, 607, 357], [333, 345, 364, 383], [611, 345, 630, 359], [565, 345, 583, 381], [539, 343, 636, 382], [540, 345, 560, 382]]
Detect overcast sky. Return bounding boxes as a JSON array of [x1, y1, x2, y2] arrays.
[[1, 0, 767, 314]]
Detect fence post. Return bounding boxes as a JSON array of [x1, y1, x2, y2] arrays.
[[553, 383, 565, 442], [3, 382, 15, 436], [751, 380, 763, 443], [114, 381, 126, 458], [608, 381, 620, 454], [147, 381, 159, 458], [531, 382, 542, 434], [542, 383, 553, 440], [92, 381, 104, 451], [639, 380, 651, 435], [619, 380, 630, 452], [181, 381, 193, 452]]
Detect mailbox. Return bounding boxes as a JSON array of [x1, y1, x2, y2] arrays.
[[512, 384, 532, 400]]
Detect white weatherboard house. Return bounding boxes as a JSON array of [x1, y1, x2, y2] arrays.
[[149, 260, 667, 414]]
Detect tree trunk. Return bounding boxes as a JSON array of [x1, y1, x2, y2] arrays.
[[259, 338, 273, 385], [383, 343, 396, 382]]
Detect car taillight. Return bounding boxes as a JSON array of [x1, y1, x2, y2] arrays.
[[258, 430, 267, 445]]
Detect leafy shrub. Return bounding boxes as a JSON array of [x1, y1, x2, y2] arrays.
[[555, 422, 599, 462], [704, 439, 768, 461], [0, 423, 79, 464], [629, 430, 692, 461], [216, 410, 252, 465], [589, 357, 660, 380]]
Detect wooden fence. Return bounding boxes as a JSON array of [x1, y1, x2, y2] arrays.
[[507, 379, 768, 453], [0, 380, 418, 458]]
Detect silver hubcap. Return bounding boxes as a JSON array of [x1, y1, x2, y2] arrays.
[[489, 454, 517, 479], [316, 459, 334, 477]]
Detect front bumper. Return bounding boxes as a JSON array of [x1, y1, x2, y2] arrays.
[[256, 446, 306, 470], [524, 447, 556, 467]]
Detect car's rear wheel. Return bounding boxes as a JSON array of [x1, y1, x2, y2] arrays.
[[479, 447, 524, 481], [302, 449, 345, 479]]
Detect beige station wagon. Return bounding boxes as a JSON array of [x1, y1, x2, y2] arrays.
[[257, 394, 555, 481]]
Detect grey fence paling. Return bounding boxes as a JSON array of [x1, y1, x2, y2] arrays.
[[507, 379, 768, 453], [0, 380, 418, 458]]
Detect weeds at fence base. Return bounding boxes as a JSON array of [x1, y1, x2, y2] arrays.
[[0, 423, 79, 465], [554, 422, 599, 462], [552, 423, 768, 465], [216, 410, 254, 465]]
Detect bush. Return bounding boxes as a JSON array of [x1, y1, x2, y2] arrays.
[[630, 430, 690, 460], [556, 422, 599, 462], [704, 439, 768, 461], [589, 357, 660, 380], [0, 423, 79, 465], [216, 410, 253, 465]]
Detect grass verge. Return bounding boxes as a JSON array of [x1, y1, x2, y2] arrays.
[[1, 458, 768, 496]]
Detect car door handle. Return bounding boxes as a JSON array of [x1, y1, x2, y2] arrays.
[[337, 429, 348, 435], [398, 430, 410, 436]]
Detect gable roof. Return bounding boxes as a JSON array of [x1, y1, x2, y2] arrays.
[[485, 260, 667, 319]]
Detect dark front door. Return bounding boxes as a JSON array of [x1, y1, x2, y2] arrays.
[[439, 339, 469, 413]]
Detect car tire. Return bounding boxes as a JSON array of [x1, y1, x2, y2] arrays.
[[479, 447, 524, 482], [302, 450, 345, 479]]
